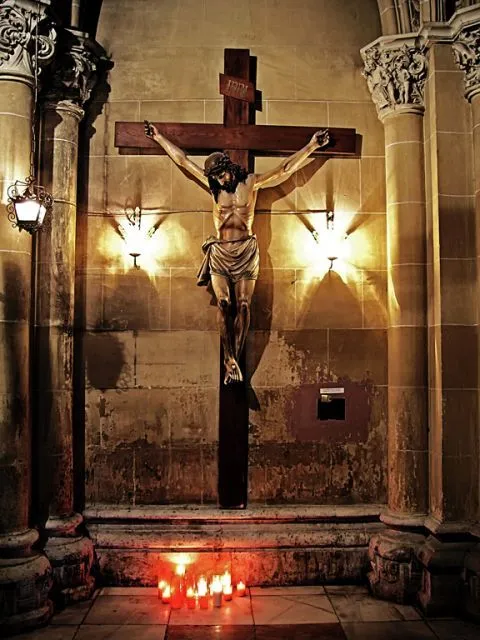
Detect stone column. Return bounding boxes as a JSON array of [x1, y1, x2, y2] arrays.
[[451, 24, 480, 621], [34, 27, 106, 605], [0, 1, 56, 634], [361, 40, 429, 603]]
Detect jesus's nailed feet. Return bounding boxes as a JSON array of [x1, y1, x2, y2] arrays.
[[224, 357, 243, 384]]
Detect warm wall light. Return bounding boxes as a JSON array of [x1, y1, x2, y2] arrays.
[[7, 2, 53, 233], [313, 211, 347, 270], [116, 206, 163, 272], [119, 206, 144, 268]]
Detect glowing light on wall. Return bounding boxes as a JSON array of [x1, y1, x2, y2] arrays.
[[118, 206, 163, 271], [312, 211, 350, 275], [166, 552, 196, 567]]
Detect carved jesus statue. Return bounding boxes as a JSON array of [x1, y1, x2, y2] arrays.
[[144, 121, 330, 384]]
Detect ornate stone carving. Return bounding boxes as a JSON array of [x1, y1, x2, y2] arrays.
[[409, 0, 421, 31], [44, 29, 108, 107], [0, 0, 55, 84], [453, 25, 480, 100], [362, 43, 428, 119]]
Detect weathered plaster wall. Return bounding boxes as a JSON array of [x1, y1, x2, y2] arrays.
[[79, 0, 386, 506]]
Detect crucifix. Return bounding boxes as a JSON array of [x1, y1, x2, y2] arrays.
[[115, 49, 357, 509]]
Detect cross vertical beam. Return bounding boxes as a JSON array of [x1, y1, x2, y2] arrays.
[[218, 49, 251, 509]]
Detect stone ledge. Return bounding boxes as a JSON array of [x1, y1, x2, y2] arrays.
[[84, 504, 385, 586], [84, 503, 384, 523]]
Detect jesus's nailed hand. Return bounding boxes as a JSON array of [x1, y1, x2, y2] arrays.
[[144, 120, 156, 139], [314, 129, 330, 149]]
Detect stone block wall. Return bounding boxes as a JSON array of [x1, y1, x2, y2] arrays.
[[78, 0, 386, 507]]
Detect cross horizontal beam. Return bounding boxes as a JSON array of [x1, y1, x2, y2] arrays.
[[115, 122, 357, 157]]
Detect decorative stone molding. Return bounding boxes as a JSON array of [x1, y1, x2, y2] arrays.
[[409, 0, 421, 31], [0, 0, 55, 85], [43, 28, 108, 108], [361, 40, 428, 119], [453, 24, 480, 100]]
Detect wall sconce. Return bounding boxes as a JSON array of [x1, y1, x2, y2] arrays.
[[7, 2, 53, 233], [313, 211, 347, 270], [120, 206, 144, 268]]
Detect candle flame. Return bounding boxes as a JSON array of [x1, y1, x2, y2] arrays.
[[197, 577, 208, 596], [221, 571, 231, 588], [211, 576, 223, 594]]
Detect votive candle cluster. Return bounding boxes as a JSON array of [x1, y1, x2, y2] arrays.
[[157, 566, 247, 610]]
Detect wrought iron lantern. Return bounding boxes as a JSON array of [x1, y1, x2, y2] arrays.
[[7, 177, 53, 234]]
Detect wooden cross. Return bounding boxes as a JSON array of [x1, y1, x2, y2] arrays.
[[115, 53, 357, 165], [115, 49, 357, 509]]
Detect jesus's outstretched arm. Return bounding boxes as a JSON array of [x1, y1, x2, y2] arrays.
[[144, 121, 209, 187], [253, 129, 330, 190]]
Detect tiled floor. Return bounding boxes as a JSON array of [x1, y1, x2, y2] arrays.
[[13, 586, 480, 640]]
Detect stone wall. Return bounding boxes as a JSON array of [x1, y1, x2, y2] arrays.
[[78, 0, 386, 507]]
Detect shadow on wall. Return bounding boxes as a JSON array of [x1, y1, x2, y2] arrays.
[[296, 268, 361, 329], [248, 156, 330, 410], [83, 330, 127, 390]]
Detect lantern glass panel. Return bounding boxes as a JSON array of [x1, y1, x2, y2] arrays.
[[15, 198, 42, 223]]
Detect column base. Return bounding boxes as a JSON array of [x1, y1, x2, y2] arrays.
[[0, 553, 53, 635], [464, 543, 480, 621], [45, 534, 95, 607], [464, 544, 480, 622], [417, 535, 475, 616], [44, 514, 95, 607], [368, 528, 426, 604]]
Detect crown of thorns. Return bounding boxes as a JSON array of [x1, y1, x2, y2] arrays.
[[204, 152, 233, 177]]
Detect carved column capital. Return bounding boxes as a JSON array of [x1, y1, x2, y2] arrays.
[[0, 0, 55, 86], [361, 41, 428, 121], [43, 28, 108, 111], [453, 24, 480, 101]]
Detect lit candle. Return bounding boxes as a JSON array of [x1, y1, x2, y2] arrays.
[[212, 575, 223, 608], [221, 570, 231, 589], [174, 564, 186, 593], [158, 580, 166, 599], [161, 585, 171, 604], [236, 581, 246, 597], [198, 576, 209, 609], [170, 588, 183, 609], [186, 587, 196, 609], [223, 584, 233, 601], [197, 577, 208, 596]]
